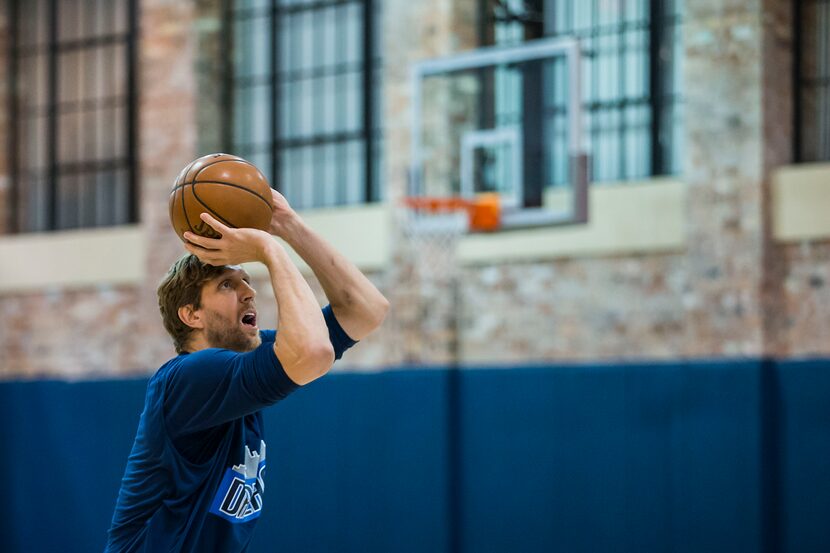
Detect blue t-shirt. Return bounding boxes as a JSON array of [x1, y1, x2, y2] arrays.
[[105, 305, 356, 552]]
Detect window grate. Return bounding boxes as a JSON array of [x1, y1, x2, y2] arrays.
[[225, 0, 382, 210], [795, 0, 830, 162], [478, 0, 683, 189], [8, 0, 138, 233]]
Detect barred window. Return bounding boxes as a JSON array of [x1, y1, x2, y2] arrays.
[[227, 0, 382, 210], [795, 0, 830, 162], [8, 0, 138, 232], [479, 0, 683, 187]]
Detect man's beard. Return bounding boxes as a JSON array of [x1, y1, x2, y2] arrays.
[[203, 309, 261, 352]]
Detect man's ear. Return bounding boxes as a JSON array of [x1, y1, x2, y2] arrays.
[[178, 305, 205, 330]]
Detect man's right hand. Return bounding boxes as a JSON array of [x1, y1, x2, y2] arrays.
[[184, 212, 279, 266]]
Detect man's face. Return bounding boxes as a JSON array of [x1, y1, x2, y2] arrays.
[[197, 266, 262, 352]]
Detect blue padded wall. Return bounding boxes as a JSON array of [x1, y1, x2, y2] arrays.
[[775, 359, 830, 553], [0, 359, 828, 553], [457, 361, 763, 553], [0, 379, 146, 552], [250, 370, 451, 553]]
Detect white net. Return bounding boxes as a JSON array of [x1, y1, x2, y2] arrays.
[[397, 208, 468, 366]]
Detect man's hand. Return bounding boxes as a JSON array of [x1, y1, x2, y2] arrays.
[[268, 189, 300, 239], [184, 212, 278, 266]]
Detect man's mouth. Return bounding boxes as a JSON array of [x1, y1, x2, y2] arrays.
[[240, 310, 257, 329]]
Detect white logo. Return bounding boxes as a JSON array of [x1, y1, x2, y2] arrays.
[[210, 440, 267, 523]]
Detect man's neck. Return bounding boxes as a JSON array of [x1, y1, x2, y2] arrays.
[[184, 333, 210, 353]]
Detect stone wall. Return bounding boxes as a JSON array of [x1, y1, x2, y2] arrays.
[[777, 241, 830, 357], [458, 254, 689, 363], [0, 287, 144, 378], [681, 0, 767, 356]]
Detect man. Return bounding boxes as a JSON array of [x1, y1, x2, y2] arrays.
[[105, 189, 389, 552]]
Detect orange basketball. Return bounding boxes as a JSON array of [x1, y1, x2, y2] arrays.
[[169, 153, 273, 242]]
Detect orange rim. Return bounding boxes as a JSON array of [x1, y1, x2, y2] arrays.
[[402, 193, 501, 232]]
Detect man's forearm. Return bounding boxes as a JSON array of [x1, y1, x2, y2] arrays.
[[261, 241, 331, 363], [277, 215, 388, 340]]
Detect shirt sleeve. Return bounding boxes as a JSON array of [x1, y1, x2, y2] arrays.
[[164, 336, 298, 437], [322, 304, 358, 360], [257, 308, 355, 358]]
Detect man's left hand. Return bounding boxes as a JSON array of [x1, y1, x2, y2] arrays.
[[268, 189, 299, 239]]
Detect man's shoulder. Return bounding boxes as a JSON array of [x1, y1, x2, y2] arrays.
[[161, 349, 234, 384], [148, 353, 224, 401], [152, 353, 195, 380], [148, 356, 180, 387]]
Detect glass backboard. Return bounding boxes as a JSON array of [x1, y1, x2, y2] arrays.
[[409, 37, 589, 230]]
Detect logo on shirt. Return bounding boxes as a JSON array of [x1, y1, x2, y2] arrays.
[[209, 440, 266, 523]]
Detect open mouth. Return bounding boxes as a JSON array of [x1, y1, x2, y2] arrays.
[[241, 311, 257, 328]]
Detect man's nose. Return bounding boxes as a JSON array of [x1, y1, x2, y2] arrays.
[[241, 281, 256, 301]]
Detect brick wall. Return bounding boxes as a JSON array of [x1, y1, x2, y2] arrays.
[[777, 242, 830, 357], [0, 5, 8, 235]]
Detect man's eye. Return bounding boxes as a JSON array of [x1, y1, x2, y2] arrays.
[[221, 280, 231, 288]]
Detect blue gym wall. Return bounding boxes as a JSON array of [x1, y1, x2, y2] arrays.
[[0, 359, 828, 553]]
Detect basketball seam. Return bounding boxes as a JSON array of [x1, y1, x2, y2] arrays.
[[189, 156, 245, 180], [176, 158, 198, 186], [174, 156, 255, 189], [190, 185, 238, 230], [172, 180, 272, 210], [175, 158, 208, 239], [172, 156, 262, 239], [189, 157, 257, 186], [168, 189, 176, 232], [181, 185, 196, 235]]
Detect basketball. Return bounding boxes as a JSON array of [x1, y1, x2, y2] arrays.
[[169, 153, 273, 242]]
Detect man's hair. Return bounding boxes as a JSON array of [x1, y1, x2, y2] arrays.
[[157, 254, 227, 354]]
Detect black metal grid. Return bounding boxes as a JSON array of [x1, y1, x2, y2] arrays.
[[478, 0, 682, 192], [225, 0, 381, 210], [795, 0, 830, 162], [7, 0, 138, 233]]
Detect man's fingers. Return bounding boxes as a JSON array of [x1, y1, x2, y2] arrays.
[[199, 212, 230, 234], [183, 238, 217, 253], [184, 241, 221, 265], [183, 231, 221, 249]]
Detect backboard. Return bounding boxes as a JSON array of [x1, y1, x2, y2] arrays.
[[409, 37, 589, 231]]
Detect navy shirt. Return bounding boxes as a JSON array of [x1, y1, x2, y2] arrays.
[[106, 305, 356, 552]]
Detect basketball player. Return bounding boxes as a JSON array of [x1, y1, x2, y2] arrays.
[[105, 188, 389, 552]]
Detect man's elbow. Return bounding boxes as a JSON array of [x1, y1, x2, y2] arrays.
[[368, 295, 390, 331], [283, 341, 335, 386], [314, 341, 336, 377], [303, 341, 336, 381]]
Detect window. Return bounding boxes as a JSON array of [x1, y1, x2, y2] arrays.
[[227, 0, 382, 210], [795, 0, 830, 162], [478, 0, 682, 185], [8, 0, 138, 232]]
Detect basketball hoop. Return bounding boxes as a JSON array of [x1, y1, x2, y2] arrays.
[[402, 192, 502, 233], [396, 194, 504, 365]]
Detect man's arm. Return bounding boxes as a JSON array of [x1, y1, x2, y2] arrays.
[[268, 190, 389, 341], [260, 238, 335, 384], [184, 213, 334, 385]]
